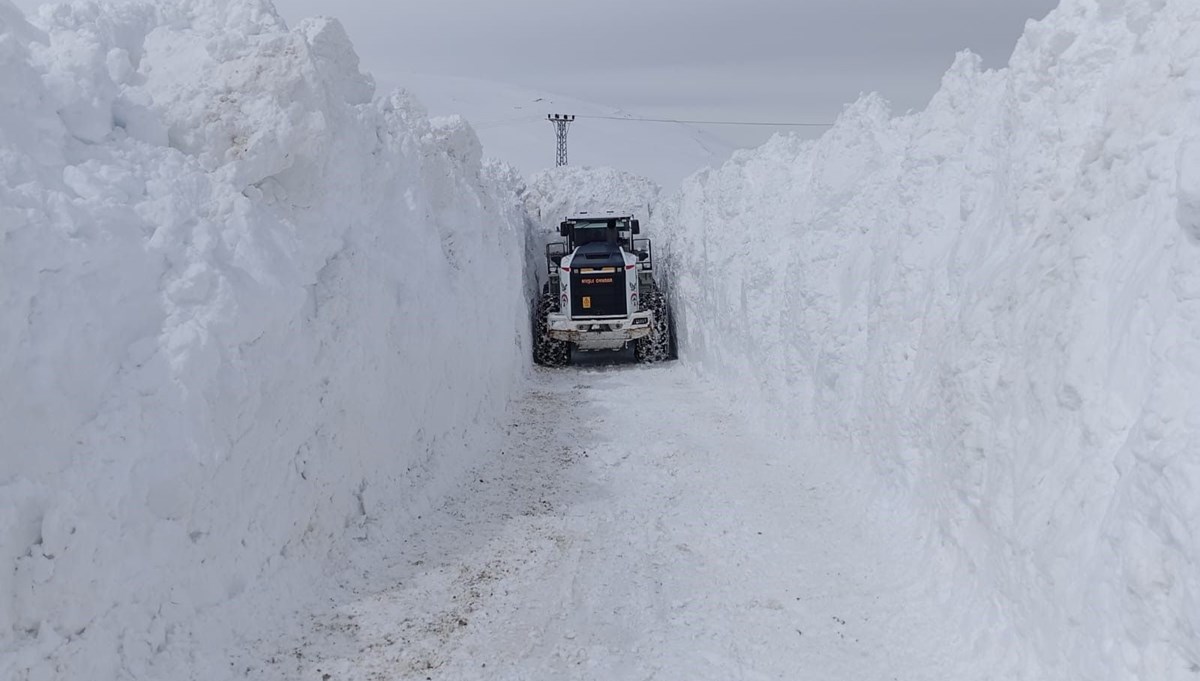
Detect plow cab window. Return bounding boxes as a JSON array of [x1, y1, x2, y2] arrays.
[[572, 219, 631, 247]]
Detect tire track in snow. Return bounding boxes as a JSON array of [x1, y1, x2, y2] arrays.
[[247, 362, 975, 680]]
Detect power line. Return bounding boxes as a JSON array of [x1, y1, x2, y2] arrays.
[[576, 114, 834, 127], [472, 114, 541, 130], [465, 112, 835, 131]]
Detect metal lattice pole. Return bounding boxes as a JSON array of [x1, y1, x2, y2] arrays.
[[547, 114, 575, 166]]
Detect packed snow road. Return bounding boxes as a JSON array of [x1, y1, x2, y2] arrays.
[[245, 362, 972, 680]]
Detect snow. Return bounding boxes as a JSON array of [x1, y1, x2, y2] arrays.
[[524, 166, 661, 226], [5, 0, 1200, 677], [521, 165, 661, 245], [239, 365, 978, 680], [1, 1, 530, 678], [658, 0, 1200, 677]]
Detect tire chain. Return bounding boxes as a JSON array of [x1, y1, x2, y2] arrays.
[[533, 287, 570, 367], [635, 285, 671, 363]]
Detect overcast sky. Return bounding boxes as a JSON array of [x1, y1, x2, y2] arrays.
[[273, 0, 1057, 146], [12, 0, 1059, 148]]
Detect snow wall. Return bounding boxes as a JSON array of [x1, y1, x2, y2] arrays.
[[659, 0, 1200, 678], [524, 166, 661, 228], [0, 1, 530, 678]]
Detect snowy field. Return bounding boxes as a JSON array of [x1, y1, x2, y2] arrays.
[[388, 74, 734, 191], [3, 0, 1199, 679]]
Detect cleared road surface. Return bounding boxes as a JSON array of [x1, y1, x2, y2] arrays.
[[246, 362, 973, 680]]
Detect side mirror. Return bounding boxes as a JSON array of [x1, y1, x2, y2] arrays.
[[631, 220, 641, 234], [559, 221, 570, 237]]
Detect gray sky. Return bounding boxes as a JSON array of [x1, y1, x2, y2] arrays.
[[11, 0, 1059, 148], [274, 0, 1058, 147]]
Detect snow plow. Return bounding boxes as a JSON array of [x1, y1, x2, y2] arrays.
[[533, 213, 672, 366]]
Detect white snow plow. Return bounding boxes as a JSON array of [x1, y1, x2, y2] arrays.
[[533, 213, 672, 366]]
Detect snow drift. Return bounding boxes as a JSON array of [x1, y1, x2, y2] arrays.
[[524, 165, 660, 229], [660, 0, 1200, 678], [0, 1, 529, 678]]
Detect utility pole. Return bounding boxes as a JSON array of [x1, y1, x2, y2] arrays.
[[547, 114, 575, 167]]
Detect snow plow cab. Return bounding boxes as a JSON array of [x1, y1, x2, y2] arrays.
[[533, 212, 671, 366]]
